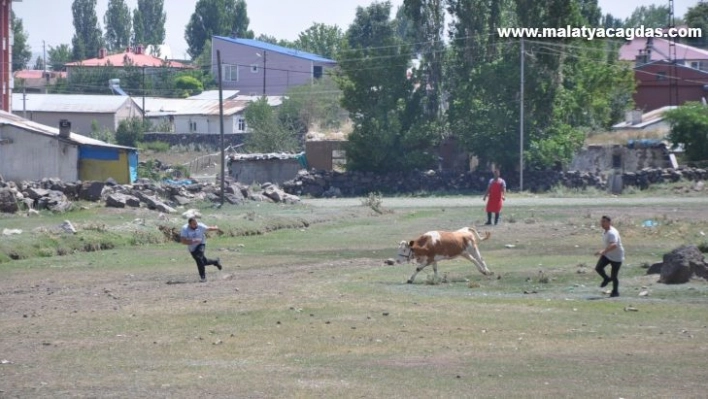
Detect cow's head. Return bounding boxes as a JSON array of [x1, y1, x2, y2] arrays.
[[396, 240, 414, 264]]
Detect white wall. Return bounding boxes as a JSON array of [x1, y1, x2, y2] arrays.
[[0, 126, 79, 181]]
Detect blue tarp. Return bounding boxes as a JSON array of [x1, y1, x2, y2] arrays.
[[128, 151, 138, 183], [79, 146, 120, 161]]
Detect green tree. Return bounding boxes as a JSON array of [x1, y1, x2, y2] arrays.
[[71, 0, 104, 60], [11, 11, 31, 71], [255, 34, 295, 48], [279, 76, 346, 133], [294, 23, 343, 60], [115, 117, 150, 147], [337, 1, 439, 173], [664, 102, 708, 163], [185, 0, 254, 59], [104, 0, 132, 52], [174, 75, 204, 98], [402, 0, 446, 117], [244, 98, 300, 153], [132, 0, 166, 49], [685, 2, 708, 48], [48, 44, 73, 72], [624, 4, 680, 29], [32, 56, 45, 71]]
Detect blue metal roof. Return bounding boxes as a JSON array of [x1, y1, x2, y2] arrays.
[[214, 36, 336, 63]]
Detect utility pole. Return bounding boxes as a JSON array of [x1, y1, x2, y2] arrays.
[[42, 40, 47, 72], [519, 37, 525, 192], [262, 50, 267, 97], [142, 66, 146, 123], [217, 50, 225, 207]]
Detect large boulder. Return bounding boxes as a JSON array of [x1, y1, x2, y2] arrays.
[[106, 193, 141, 208], [80, 181, 105, 202], [36, 190, 73, 212], [658, 245, 708, 284], [0, 188, 19, 213]]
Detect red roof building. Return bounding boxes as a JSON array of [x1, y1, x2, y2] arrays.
[[65, 46, 189, 69]]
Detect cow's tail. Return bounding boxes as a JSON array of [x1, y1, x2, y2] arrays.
[[468, 227, 491, 242]]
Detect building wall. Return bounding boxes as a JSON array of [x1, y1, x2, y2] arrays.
[[569, 145, 670, 172], [213, 38, 335, 96], [17, 111, 117, 135], [0, 125, 79, 181], [634, 63, 708, 111], [305, 141, 346, 170], [79, 147, 131, 184], [169, 114, 240, 134]]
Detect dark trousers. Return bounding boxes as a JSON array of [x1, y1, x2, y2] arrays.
[[190, 244, 217, 279], [487, 212, 500, 225], [595, 255, 621, 294]]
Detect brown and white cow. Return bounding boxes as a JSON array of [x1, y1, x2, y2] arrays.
[[396, 227, 492, 284]]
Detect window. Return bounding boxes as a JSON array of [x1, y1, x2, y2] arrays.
[[251, 64, 259, 73], [190, 121, 197, 132], [237, 118, 246, 131], [313, 65, 323, 79], [223, 64, 238, 82]]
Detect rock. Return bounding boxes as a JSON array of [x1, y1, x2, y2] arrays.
[[659, 245, 708, 284], [80, 181, 105, 201], [182, 209, 202, 219], [36, 191, 72, 212], [383, 258, 395, 266], [0, 188, 19, 213], [646, 262, 663, 275], [25, 187, 49, 200], [106, 193, 141, 208], [172, 195, 192, 206], [60, 220, 77, 234], [2, 228, 22, 236]]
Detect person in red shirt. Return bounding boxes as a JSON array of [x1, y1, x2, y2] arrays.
[[482, 169, 506, 225]]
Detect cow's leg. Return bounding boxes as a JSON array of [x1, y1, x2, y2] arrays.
[[407, 262, 429, 284], [432, 261, 439, 281], [462, 247, 493, 275]]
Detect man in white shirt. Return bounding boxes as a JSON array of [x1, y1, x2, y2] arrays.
[[594, 215, 625, 297], [180, 217, 223, 282]]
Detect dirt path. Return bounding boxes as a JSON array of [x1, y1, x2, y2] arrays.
[[303, 196, 708, 208]]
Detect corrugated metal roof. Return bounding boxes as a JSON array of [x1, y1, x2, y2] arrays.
[[188, 90, 241, 100], [141, 97, 249, 117], [0, 110, 136, 150], [214, 36, 337, 63], [11, 93, 137, 114]]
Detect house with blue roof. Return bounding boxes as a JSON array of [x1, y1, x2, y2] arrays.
[[212, 36, 337, 96]]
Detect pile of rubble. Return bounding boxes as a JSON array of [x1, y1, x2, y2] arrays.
[[0, 177, 300, 215]]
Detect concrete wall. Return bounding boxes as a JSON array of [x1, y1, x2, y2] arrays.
[[213, 37, 336, 96], [0, 125, 79, 181], [570, 145, 670, 172], [229, 158, 302, 185]]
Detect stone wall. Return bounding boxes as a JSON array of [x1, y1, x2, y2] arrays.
[[282, 167, 708, 198], [570, 144, 670, 172]]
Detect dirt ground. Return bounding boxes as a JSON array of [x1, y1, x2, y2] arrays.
[[1, 195, 707, 398]]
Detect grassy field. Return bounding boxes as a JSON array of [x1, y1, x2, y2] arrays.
[[1, 191, 707, 398]]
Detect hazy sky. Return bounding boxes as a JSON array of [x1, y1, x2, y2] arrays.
[[12, 0, 698, 60]]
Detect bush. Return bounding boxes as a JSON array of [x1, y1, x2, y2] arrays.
[[115, 117, 151, 147]]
